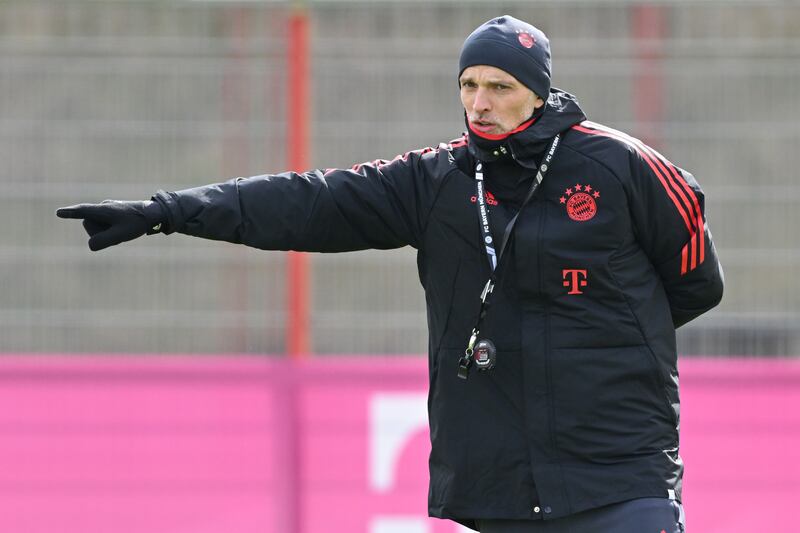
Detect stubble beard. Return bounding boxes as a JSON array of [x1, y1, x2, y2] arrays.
[[471, 94, 538, 135]]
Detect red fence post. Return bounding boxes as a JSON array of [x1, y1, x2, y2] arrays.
[[631, 3, 667, 150], [286, 4, 311, 358], [223, 6, 251, 353]]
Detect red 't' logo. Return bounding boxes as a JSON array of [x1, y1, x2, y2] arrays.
[[562, 269, 587, 295]]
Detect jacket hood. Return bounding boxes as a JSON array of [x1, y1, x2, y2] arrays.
[[467, 88, 587, 168]]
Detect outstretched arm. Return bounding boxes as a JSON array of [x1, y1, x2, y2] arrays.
[[58, 145, 452, 252]]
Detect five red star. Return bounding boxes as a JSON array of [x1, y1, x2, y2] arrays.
[[560, 183, 600, 202]]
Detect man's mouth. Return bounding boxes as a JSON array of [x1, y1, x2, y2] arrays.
[[470, 119, 497, 133]]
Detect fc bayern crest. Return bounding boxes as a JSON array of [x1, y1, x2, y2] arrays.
[[560, 183, 600, 222], [517, 31, 535, 49]]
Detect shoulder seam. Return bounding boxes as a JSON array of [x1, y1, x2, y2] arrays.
[[560, 136, 627, 190]]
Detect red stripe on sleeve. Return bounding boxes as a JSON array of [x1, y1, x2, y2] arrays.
[[663, 161, 706, 266], [698, 212, 705, 264], [681, 244, 689, 275], [648, 143, 706, 227], [572, 124, 695, 234], [581, 123, 700, 235], [651, 151, 705, 266], [608, 127, 706, 270], [448, 135, 468, 149], [573, 122, 704, 275]]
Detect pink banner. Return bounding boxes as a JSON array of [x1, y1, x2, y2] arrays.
[[0, 355, 797, 532]]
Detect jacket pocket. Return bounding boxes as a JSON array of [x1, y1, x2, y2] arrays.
[[550, 345, 676, 462]]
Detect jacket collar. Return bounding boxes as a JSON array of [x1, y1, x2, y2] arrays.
[[466, 88, 587, 169]]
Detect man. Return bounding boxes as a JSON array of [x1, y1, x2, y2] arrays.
[[58, 16, 721, 533]]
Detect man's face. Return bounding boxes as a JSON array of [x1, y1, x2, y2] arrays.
[[459, 65, 544, 136]]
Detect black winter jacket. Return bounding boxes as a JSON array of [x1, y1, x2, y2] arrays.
[[153, 90, 723, 529]]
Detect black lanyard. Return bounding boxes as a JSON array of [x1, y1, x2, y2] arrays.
[[458, 134, 562, 379]]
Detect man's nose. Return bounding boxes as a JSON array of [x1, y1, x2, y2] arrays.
[[472, 87, 491, 113]]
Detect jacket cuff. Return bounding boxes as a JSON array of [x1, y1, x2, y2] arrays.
[[150, 190, 182, 235]]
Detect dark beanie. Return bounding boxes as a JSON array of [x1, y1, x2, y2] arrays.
[[459, 15, 551, 99]]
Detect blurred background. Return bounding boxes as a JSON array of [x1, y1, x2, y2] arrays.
[[2, 0, 798, 356], [1, 1, 798, 533]]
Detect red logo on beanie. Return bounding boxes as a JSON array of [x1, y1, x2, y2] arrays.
[[517, 31, 535, 48]]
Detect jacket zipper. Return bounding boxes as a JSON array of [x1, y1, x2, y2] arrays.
[[538, 199, 558, 455]]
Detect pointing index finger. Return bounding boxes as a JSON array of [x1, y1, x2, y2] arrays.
[[56, 204, 101, 219]]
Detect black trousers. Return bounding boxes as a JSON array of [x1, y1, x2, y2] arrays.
[[477, 498, 685, 533]]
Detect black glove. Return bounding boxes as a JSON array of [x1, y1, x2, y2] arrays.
[[56, 200, 166, 251]]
